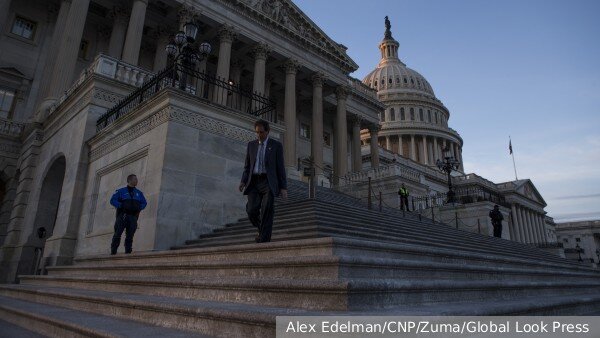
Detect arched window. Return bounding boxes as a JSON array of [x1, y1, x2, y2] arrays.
[[403, 77, 408, 84], [410, 108, 415, 121], [428, 110, 432, 122], [390, 108, 395, 121], [381, 78, 385, 85], [419, 108, 424, 121], [400, 107, 405, 120], [435, 112, 438, 124], [388, 78, 392, 84], [410, 78, 414, 84], [396, 77, 400, 84]]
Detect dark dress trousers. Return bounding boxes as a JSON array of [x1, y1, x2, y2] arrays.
[[240, 138, 287, 242]]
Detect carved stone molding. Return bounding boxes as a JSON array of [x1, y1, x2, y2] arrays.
[[335, 86, 349, 100], [252, 43, 271, 61], [90, 106, 256, 162], [311, 72, 325, 87], [283, 58, 300, 74], [217, 25, 237, 43]]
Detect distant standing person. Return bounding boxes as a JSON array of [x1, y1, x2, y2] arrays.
[[239, 120, 287, 243], [489, 205, 504, 238], [398, 183, 410, 211], [110, 174, 147, 254]]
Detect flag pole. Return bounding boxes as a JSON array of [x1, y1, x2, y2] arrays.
[[510, 136, 518, 180]]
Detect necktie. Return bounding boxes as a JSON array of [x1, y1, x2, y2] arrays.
[[258, 142, 264, 173]]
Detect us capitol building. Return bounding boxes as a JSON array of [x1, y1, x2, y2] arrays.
[[0, 0, 560, 283]]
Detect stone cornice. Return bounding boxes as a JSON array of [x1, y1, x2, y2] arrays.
[[214, 0, 358, 73]]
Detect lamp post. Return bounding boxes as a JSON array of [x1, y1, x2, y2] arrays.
[[165, 22, 212, 90], [436, 145, 460, 204]]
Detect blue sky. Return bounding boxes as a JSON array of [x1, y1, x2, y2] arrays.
[[294, 0, 600, 222]]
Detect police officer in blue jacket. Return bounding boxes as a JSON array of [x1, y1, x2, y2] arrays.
[[110, 174, 147, 254]]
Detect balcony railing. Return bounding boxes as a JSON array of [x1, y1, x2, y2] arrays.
[[96, 64, 276, 132], [0, 117, 25, 138]]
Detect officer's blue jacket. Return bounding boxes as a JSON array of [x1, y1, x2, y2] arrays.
[[110, 187, 147, 213]]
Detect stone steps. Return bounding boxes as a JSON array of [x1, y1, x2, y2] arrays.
[[184, 221, 580, 270], [46, 253, 600, 283], [199, 199, 573, 265], [0, 295, 206, 337], [17, 275, 600, 311]]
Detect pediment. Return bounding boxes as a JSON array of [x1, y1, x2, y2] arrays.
[[515, 180, 546, 206], [222, 0, 359, 73]]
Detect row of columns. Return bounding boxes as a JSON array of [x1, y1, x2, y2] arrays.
[[34, 0, 376, 180], [381, 134, 463, 168], [510, 204, 547, 244], [36, 0, 151, 117]]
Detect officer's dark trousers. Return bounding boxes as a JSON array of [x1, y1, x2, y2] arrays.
[[493, 223, 502, 238], [246, 175, 274, 242], [111, 213, 137, 254], [400, 196, 410, 211]]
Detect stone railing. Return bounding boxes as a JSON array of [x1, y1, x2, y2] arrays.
[[341, 162, 422, 185], [0, 117, 25, 138], [453, 173, 498, 191], [348, 77, 378, 100], [49, 53, 155, 115]]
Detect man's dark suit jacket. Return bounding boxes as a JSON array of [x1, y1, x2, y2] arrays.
[[241, 138, 287, 196]]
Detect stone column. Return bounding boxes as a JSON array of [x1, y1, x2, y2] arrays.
[[334, 86, 349, 182], [107, 6, 128, 58], [252, 43, 270, 96], [34, 0, 71, 113], [385, 136, 391, 150], [121, 0, 147, 65], [46, 0, 90, 100], [536, 212, 545, 243], [351, 116, 362, 172], [525, 208, 535, 243], [539, 214, 548, 243], [215, 25, 235, 82], [311, 73, 325, 176], [433, 137, 439, 162], [510, 204, 522, 242], [422, 135, 429, 165], [283, 59, 299, 172], [398, 135, 403, 156], [152, 25, 171, 71], [369, 126, 380, 168], [0, 1, 12, 34], [409, 134, 416, 161], [516, 206, 527, 242]]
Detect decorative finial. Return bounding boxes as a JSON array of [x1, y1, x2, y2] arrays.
[[384, 16, 392, 39]]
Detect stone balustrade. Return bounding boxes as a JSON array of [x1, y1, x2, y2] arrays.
[[49, 53, 155, 115], [0, 117, 25, 138], [341, 162, 422, 185]]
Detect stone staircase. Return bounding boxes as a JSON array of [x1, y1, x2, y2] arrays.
[[1, 179, 599, 337]]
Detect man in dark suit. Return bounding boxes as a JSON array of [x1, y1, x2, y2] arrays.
[[239, 120, 287, 243]]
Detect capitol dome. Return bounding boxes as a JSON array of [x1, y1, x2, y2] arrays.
[[362, 57, 435, 97], [360, 17, 463, 171]]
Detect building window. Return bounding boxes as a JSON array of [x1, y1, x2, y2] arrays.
[[428, 110, 431, 122], [0, 89, 16, 119], [410, 108, 415, 121], [381, 79, 384, 85], [79, 40, 90, 59], [390, 108, 395, 121], [11, 16, 36, 40], [388, 78, 392, 84], [323, 132, 331, 146], [410, 78, 414, 84], [300, 123, 311, 139], [400, 107, 405, 120], [403, 77, 407, 84], [576, 238, 581, 242], [435, 112, 438, 124], [419, 108, 424, 121], [396, 77, 400, 84]]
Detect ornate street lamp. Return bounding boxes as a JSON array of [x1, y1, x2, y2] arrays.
[[165, 22, 212, 89], [436, 145, 460, 203]]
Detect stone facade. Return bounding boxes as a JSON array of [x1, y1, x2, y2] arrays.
[[556, 220, 600, 264], [0, 0, 385, 283]]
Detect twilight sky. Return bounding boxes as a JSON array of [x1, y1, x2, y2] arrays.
[[294, 0, 600, 222]]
